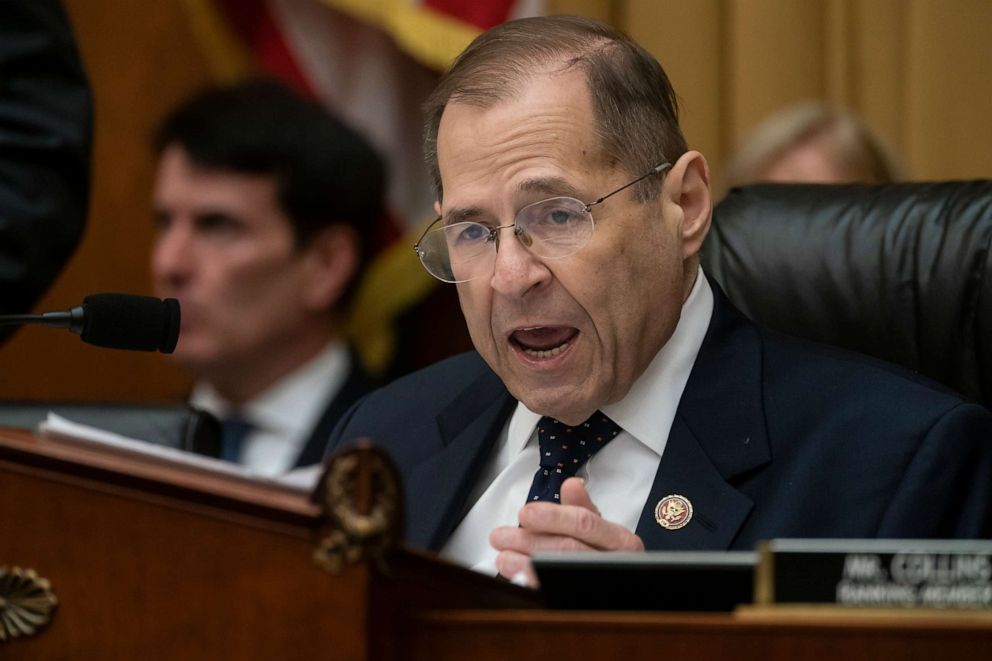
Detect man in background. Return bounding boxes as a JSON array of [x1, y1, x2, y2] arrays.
[[152, 79, 383, 475]]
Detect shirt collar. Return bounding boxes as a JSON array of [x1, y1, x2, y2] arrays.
[[505, 265, 713, 457], [190, 340, 350, 438], [601, 266, 712, 456]]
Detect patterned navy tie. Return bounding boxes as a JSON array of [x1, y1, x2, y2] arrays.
[[219, 416, 253, 463], [526, 412, 622, 503]]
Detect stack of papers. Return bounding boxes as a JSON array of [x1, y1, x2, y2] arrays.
[[38, 412, 321, 492]]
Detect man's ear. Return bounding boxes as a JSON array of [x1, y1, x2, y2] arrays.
[[664, 150, 712, 259], [300, 225, 360, 312]]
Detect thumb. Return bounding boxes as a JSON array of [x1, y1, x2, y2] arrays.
[[560, 477, 600, 515]]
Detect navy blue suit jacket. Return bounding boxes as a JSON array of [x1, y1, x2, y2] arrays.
[[327, 287, 992, 551], [292, 360, 378, 467]]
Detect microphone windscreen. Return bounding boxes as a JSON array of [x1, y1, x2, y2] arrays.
[[80, 294, 181, 353]]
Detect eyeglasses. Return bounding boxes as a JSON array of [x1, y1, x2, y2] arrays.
[[414, 161, 672, 283]]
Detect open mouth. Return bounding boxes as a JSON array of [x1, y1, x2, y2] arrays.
[[510, 326, 578, 359]]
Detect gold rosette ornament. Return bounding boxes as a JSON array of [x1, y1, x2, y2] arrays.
[[0, 566, 58, 642]]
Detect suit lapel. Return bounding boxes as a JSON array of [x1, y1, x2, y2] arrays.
[[294, 356, 378, 468], [636, 284, 771, 550], [635, 415, 755, 549], [404, 364, 516, 550]]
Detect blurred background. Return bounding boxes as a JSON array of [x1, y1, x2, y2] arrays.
[[3, 0, 990, 402]]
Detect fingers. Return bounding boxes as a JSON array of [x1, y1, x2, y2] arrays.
[[517, 498, 644, 552], [489, 477, 644, 554], [559, 477, 600, 515], [517, 504, 643, 551], [494, 549, 540, 588], [490, 524, 597, 554]]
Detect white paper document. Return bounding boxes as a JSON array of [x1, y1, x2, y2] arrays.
[[38, 412, 320, 492]]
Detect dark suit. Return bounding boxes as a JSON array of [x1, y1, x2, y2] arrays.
[[292, 361, 378, 468], [327, 286, 992, 551], [0, 0, 91, 338]]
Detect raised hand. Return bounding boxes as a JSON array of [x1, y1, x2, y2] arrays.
[[489, 477, 644, 587]]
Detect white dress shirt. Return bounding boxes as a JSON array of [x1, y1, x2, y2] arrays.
[[190, 340, 350, 477], [441, 268, 714, 574]]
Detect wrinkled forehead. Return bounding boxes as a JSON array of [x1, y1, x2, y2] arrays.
[[444, 56, 607, 134], [436, 68, 610, 177]]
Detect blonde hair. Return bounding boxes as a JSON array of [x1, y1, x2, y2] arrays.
[[723, 102, 902, 190]]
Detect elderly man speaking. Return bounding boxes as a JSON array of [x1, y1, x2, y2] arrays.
[[327, 16, 992, 586]]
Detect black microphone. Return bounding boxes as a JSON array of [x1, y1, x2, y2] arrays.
[[0, 294, 180, 353]]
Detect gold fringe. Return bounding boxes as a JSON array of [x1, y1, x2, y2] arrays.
[[180, 0, 255, 81], [345, 219, 440, 374]]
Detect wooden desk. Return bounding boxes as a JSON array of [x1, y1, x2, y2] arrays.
[[3, 427, 991, 660], [403, 609, 992, 660]]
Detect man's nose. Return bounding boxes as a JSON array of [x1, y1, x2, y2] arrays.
[[151, 223, 194, 288], [489, 226, 550, 297]]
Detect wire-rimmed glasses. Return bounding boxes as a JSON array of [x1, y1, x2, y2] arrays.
[[414, 161, 671, 283]]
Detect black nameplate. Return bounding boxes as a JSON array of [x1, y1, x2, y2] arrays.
[[756, 539, 992, 609], [534, 551, 756, 611]]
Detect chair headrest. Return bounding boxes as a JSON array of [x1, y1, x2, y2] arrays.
[[702, 181, 992, 407]]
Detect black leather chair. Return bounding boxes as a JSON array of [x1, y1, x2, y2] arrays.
[[702, 181, 992, 408]]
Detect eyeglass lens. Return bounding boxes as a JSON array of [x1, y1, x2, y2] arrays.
[[417, 197, 594, 283]]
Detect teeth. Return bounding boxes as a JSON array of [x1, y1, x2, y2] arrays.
[[523, 341, 569, 358]]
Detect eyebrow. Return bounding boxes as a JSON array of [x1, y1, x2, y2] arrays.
[[442, 176, 586, 225], [443, 206, 486, 226], [517, 176, 583, 199]]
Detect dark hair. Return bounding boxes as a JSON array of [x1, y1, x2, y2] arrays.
[[155, 78, 385, 263], [423, 15, 688, 202]]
